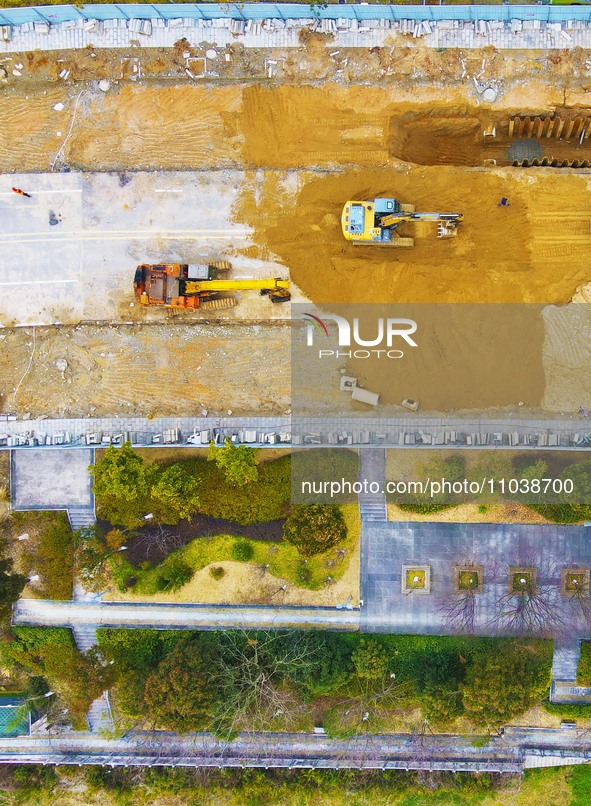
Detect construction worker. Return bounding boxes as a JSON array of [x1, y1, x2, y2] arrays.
[[12, 187, 31, 198]]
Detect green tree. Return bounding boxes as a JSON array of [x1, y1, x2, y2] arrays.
[[283, 505, 346, 557], [38, 644, 114, 724], [208, 439, 258, 487], [90, 443, 154, 528], [0, 558, 26, 620], [150, 464, 200, 524], [155, 557, 194, 593], [75, 525, 115, 592], [461, 645, 550, 728], [352, 639, 389, 681], [418, 650, 466, 723], [516, 459, 549, 507], [143, 637, 216, 732]]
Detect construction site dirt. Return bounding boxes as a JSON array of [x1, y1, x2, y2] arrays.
[[2, 42, 591, 417], [0, 323, 291, 419]]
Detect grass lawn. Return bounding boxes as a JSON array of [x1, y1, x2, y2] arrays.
[[107, 503, 360, 606], [405, 569, 426, 589], [459, 570, 480, 590]]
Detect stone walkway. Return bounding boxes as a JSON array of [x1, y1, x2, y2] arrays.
[[1, 13, 590, 56], [3, 414, 591, 452], [13, 598, 360, 631]]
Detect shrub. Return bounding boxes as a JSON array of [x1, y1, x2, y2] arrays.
[[283, 505, 346, 557], [155, 558, 193, 592], [209, 566, 225, 580], [208, 440, 258, 487], [231, 539, 254, 563], [543, 701, 591, 719]]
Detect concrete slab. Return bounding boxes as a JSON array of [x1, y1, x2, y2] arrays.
[[11, 448, 93, 509], [0, 171, 301, 327]]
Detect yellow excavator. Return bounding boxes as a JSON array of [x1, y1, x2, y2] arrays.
[[134, 263, 291, 310], [341, 198, 464, 246]]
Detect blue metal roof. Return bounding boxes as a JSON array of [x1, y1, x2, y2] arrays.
[[2, 4, 591, 27], [0, 696, 28, 738]]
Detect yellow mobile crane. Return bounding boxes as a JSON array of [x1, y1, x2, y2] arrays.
[[134, 263, 291, 310], [341, 198, 464, 246]]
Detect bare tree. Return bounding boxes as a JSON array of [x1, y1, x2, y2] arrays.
[[440, 592, 477, 634], [490, 581, 565, 637], [436, 557, 483, 635], [208, 630, 318, 740], [132, 524, 185, 562], [488, 550, 566, 637]]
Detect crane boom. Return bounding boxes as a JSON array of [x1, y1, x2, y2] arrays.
[[184, 278, 290, 294]]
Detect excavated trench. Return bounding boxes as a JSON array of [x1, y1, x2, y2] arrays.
[[389, 108, 591, 168]]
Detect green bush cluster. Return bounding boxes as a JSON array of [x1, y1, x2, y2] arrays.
[[0, 763, 512, 804], [92, 445, 292, 528], [10, 512, 74, 601], [284, 504, 346, 557], [97, 630, 552, 736], [391, 453, 591, 522], [231, 539, 254, 562], [543, 701, 591, 719]]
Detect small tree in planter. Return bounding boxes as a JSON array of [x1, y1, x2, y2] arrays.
[[401, 565, 431, 595]]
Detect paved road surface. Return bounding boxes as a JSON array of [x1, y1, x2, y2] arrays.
[[2, 414, 591, 451], [13, 599, 360, 631], [0, 171, 292, 327]]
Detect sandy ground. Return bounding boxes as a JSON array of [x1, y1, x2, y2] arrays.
[[107, 547, 359, 608], [1, 45, 591, 416], [0, 323, 291, 418], [248, 167, 591, 306], [387, 502, 552, 525]]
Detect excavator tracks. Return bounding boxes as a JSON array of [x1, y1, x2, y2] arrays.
[[200, 296, 238, 311]]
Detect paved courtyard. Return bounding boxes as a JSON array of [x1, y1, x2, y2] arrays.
[[11, 448, 93, 510], [361, 520, 591, 637]]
